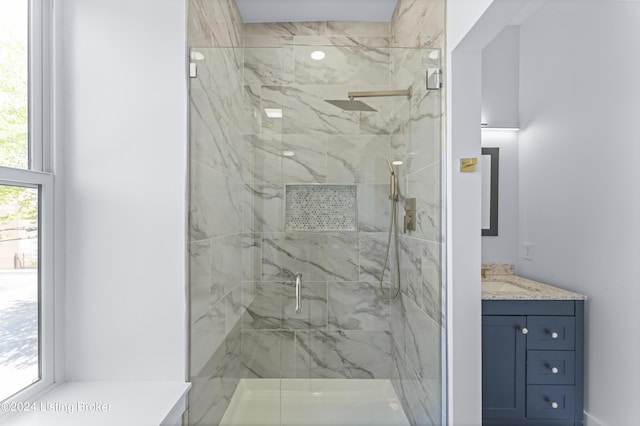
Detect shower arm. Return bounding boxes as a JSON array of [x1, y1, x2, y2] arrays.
[[348, 86, 412, 101]]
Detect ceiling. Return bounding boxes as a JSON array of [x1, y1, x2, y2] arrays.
[[235, 0, 398, 23]]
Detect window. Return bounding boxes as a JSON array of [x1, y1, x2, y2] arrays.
[[0, 0, 53, 404]]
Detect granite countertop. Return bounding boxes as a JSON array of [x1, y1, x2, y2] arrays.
[[482, 274, 587, 301]]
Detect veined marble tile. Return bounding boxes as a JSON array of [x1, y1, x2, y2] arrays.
[[359, 232, 393, 283], [293, 35, 391, 48], [190, 48, 246, 178], [189, 375, 238, 426], [242, 282, 283, 330], [190, 240, 212, 322], [261, 234, 284, 281], [391, 289, 407, 354], [327, 282, 394, 331], [327, 135, 390, 184], [282, 135, 327, 183], [391, 48, 423, 96], [399, 235, 422, 308], [188, 0, 243, 47], [293, 45, 390, 86], [405, 88, 442, 175], [419, 0, 445, 49], [421, 240, 442, 324], [244, 47, 286, 86], [325, 21, 390, 37], [191, 301, 226, 377], [244, 35, 293, 48], [391, 0, 439, 48], [282, 85, 360, 136], [240, 330, 284, 378], [404, 296, 441, 384], [245, 85, 262, 136], [357, 184, 392, 232], [358, 92, 407, 136], [189, 324, 241, 426], [244, 133, 282, 185], [244, 22, 326, 37], [189, 162, 242, 241], [243, 183, 284, 233], [282, 232, 360, 282], [282, 281, 328, 330], [295, 330, 392, 379], [407, 162, 442, 242], [392, 340, 440, 426], [279, 330, 297, 379], [212, 234, 243, 304], [391, 340, 410, 422], [259, 85, 285, 136], [242, 233, 262, 282], [226, 284, 243, 335]]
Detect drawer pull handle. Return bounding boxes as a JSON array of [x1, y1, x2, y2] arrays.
[[551, 331, 559, 339], [550, 401, 559, 409], [551, 367, 559, 374], [521, 327, 529, 335]]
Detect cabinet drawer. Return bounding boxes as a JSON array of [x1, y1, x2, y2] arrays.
[[527, 351, 575, 385], [527, 316, 575, 350], [526, 385, 575, 419]]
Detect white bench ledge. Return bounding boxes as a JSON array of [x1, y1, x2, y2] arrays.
[[4, 381, 191, 426]]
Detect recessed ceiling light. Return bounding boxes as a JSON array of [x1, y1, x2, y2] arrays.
[[264, 108, 283, 118], [310, 50, 325, 61], [392, 160, 403, 166], [428, 50, 439, 60], [283, 151, 295, 157], [191, 51, 205, 61]]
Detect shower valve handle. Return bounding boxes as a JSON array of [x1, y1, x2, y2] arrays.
[[295, 273, 303, 314]]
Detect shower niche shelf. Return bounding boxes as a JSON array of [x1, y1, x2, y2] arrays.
[[285, 184, 357, 231]]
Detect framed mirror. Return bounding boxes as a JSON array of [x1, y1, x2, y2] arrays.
[[481, 147, 499, 236]]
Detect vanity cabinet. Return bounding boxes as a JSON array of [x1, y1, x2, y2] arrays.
[[482, 300, 584, 426]]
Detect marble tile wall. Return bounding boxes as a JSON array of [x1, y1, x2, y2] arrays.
[[188, 1, 445, 423], [391, 0, 444, 49], [389, 0, 445, 424], [240, 21, 406, 387], [187, 0, 247, 424]]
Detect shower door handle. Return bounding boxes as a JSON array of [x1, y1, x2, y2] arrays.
[[295, 272, 303, 314]]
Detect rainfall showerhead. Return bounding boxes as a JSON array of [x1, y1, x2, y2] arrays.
[[324, 99, 377, 112], [325, 86, 412, 112]]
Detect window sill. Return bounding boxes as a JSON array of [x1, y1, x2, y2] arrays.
[[3, 381, 191, 425]]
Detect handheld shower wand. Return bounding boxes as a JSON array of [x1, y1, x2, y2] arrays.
[[386, 158, 397, 201], [380, 158, 401, 299]]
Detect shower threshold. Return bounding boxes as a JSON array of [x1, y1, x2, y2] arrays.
[[220, 378, 410, 426]]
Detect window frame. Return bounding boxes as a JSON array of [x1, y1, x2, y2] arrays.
[[0, 0, 55, 406]]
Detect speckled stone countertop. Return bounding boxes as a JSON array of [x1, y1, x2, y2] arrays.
[[481, 264, 587, 301]]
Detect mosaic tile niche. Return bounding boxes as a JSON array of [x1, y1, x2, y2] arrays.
[[285, 185, 357, 231]]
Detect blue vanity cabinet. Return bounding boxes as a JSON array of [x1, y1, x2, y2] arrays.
[[482, 300, 584, 426]]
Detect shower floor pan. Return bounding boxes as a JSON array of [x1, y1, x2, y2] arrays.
[[219, 378, 410, 426]]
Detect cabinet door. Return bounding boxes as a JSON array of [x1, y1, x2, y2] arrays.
[[482, 315, 526, 420]]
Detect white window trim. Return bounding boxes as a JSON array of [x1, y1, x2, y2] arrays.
[[0, 169, 55, 405], [0, 0, 56, 408]]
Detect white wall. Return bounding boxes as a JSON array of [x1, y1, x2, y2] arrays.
[[60, 0, 187, 381], [481, 26, 520, 266], [518, 2, 640, 425], [447, 1, 545, 424], [481, 26, 519, 128], [446, 1, 494, 424]]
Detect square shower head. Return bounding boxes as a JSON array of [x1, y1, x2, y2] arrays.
[[324, 99, 377, 112]]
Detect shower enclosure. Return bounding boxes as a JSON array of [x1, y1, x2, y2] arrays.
[[188, 20, 444, 426]]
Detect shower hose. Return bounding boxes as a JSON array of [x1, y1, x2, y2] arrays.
[[379, 195, 401, 299]]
